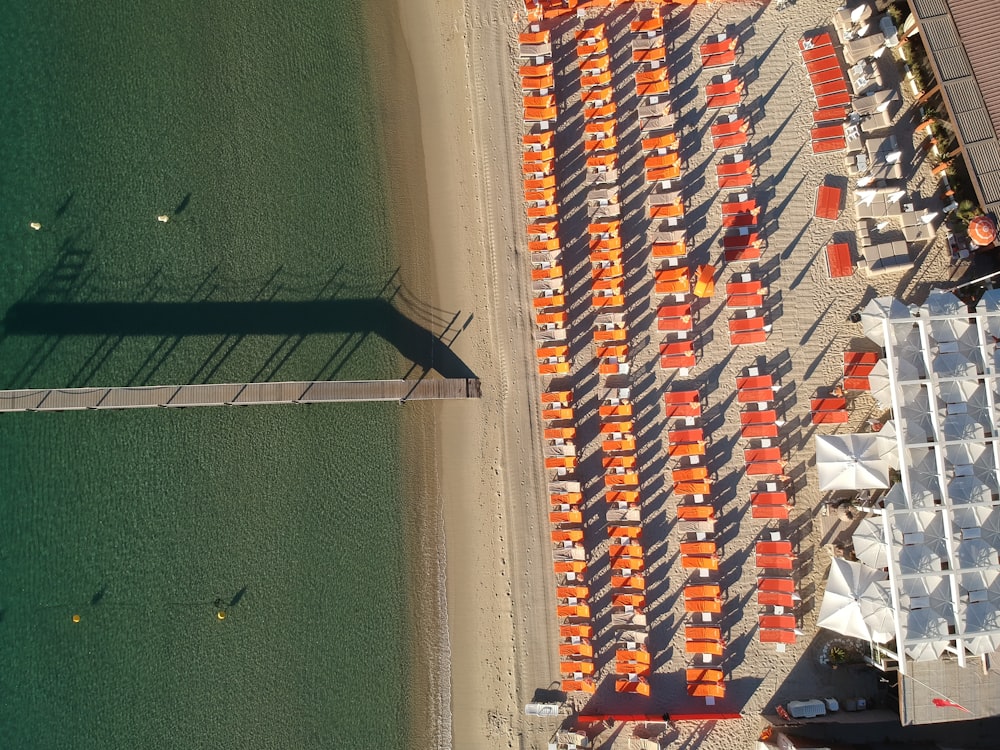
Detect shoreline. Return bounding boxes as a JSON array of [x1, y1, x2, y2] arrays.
[[361, 2, 451, 748]]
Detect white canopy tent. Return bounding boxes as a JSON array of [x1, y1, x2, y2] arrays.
[[838, 289, 1000, 674], [818, 558, 888, 641]]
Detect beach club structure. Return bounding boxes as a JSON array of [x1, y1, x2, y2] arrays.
[[811, 291, 1000, 719]]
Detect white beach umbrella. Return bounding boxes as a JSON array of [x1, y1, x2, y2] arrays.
[[960, 600, 1000, 656], [978, 288, 1000, 338], [817, 558, 887, 640], [897, 543, 943, 574], [897, 576, 932, 610], [859, 580, 896, 643], [947, 475, 995, 506], [932, 352, 977, 379], [854, 517, 891, 569], [979, 508, 1000, 553], [957, 538, 999, 568], [929, 313, 973, 346], [891, 509, 945, 549], [944, 438, 987, 471], [941, 413, 986, 443], [961, 568, 1000, 596], [953, 505, 992, 541], [883, 480, 937, 511], [904, 448, 941, 489], [815, 434, 891, 491], [861, 296, 911, 346], [876, 421, 902, 469], [923, 289, 965, 317], [904, 607, 950, 662]]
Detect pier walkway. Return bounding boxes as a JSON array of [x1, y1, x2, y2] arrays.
[[0, 378, 481, 413]]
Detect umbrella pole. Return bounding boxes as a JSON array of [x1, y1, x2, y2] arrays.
[[944, 268, 1000, 294]]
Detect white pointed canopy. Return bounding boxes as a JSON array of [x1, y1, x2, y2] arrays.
[[815, 434, 890, 491], [817, 558, 887, 640]]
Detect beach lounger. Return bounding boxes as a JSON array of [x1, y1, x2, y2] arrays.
[[728, 316, 767, 333], [737, 388, 776, 404], [603, 437, 636, 453], [722, 212, 757, 228], [760, 614, 797, 630], [599, 418, 632, 433], [799, 32, 833, 51], [560, 623, 593, 639], [801, 44, 835, 64], [653, 241, 687, 258], [616, 678, 651, 696], [718, 174, 754, 189], [605, 473, 640, 488], [642, 132, 677, 152], [713, 132, 748, 149], [658, 314, 693, 332], [635, 67, 668, 86], [805, 55, 841, 75], [742, 423, 778, 439], [633, 46, 666, 63], [535, 311, 567, 326], [576, 38, 609, 57], [612, 575, 646, 590], [757, 590, 796, 606], [581, 71, 612, 88], [559, 659, 595, 674], [759, 629, 796, 645], [519, 30, 550, 45], [755, 554, 794, 570], [740, 408, 777, 425], [813, 79, 848, 97], [668, 427, 703, 444], [746, 460, 784, 475], [559, 643, 594, 658], [647, 164, 681, 182], [580, 54, 610, 74], [562, 679, 597, 694], [826, 241, 853, 277], [686, 625, 722, 642], [612, 593, 646, 609], [730, 330, 768, 345], [610, 557, 645, 572], [581, 86, 613, 105], [688, 681, 726, 701], [752, 505, 789, 520], [575, 24, 605, 43], [751, 492, 789, 508], [675, 481, 712, 496], [759, 578, 796, 594], [757, 540, 793, 556], [727, 280, 763, 297], [687, 667, 724, 684], [701, 35, 738, 57], [637, 80, 670, 97], [814, 184, 842, 220], [521, 75, 555, 91], [702, 50, 737, 68], [706, 92, 741, 110], [584, 121, 615, 138], [644, 152, 679, 170], [519, 62, 553, 78], [717, 159, 754, 177], [727, 293, 764, 308], [810, 67, 844, 86], [631, 17, 663, 33], [649, 203, 684, 221], [673, 466, 709, 483], [814, 105, 849, 124], [812, 123, 845, 142], [724, 246, 763, 263], [685, 640, 724, 656], [816, 91, 851, 109]]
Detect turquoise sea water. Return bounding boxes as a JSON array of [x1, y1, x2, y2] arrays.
[[0, 3, 422, 747]]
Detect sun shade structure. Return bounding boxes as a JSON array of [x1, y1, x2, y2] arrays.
[[817, 558, 888, 641], [969, 215, 996, 247], [848, 290, 1000, 674], [814, 434, 891, 491]]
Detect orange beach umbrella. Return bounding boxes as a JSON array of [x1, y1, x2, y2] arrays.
[[970, 215, 996, 246]]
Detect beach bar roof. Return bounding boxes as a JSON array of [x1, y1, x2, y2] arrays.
[[853, 289, 1000, 674]]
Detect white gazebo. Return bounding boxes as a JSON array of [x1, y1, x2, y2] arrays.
[[839, 289, 1000, 674]]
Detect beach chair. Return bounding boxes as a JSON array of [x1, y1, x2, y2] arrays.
[[746, 460, 785, 475], [810, 67, 844, 86], [652, 241, 687, 258], [647, 164, 682, 182], [816, 91, 852, 109], [541, 406, 573, 420], [722, 211, 757, 228], [805, 55, 841, 75], [559, 659, 595, 674], [688, 682, 726, 700], [668, 427, 704, 445], [814, 105, 849, 124], [755, 554, 795, 570], [813, 79, 848, 97], [736, 373, 773, 390], [757, 590, 796, 607], [581, 86, 613, 105], [757, 540, 793, 556], [664, 391, 701, 418], [605, 473, 639, 488], [550, 510, 584, 525], [633, 46, 666, 63], [723, 229, 762, 249], [677, 505, 715, 523], [580, 55, 610, 74], [729, 316, 767, 333], [631, 17, 663, 34], [616, 677, 651, 695], [603, 437, 636, 453], [673, 466, 709, 483], [801, 44, 836, 64], [637, 80, 670, 98], [730, 330, 768, 345], [576, 38, 609, 57], [635, 67, 669, 86], [560, 623, 593, 638], [706, 92, 741, 110], [535, 311, 567, 327], [581, 71, 613, 88], [760, 629, 797, 647], [760, 614, 797, 630], [559, 642, 594, 658], [718, 174, 754, 189], [584, 102, 617, 120], [810, 396, 849, 424], [521, 75, 555, 91], [612, 593, 646, 609], [744, 447, 783, 465], [519, 30, 550, 45], [717, 159, 754, 177], [551, 492, 584, 506], [562, 679, 597, 694], [826, 241, 853, 276], [612, 575, 646, 590], [751, 491, 788, 508], [752, 504, 789, 520], [685, 640, 724, 656]]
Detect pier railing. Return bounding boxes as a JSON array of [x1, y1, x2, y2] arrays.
[[0, 378, 481, 413]]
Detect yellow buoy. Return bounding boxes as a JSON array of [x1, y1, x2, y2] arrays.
[[29, 222, 42, 231], [157, 214, 170, 223], [72, 614, 81, 623], [216, 610, 226, 621]]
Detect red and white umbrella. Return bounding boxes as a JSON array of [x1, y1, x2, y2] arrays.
[[969, 215, 996, 247]]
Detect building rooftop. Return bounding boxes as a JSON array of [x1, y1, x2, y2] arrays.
[[908, 0, 1000, 216]]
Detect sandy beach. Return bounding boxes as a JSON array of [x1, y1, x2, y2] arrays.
[[379, 0, 968, 748]]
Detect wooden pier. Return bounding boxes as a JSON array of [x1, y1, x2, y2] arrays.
[[0, 378, 481, 413]]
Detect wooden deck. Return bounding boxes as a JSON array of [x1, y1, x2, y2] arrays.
[[0, 378, 481, 413]]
